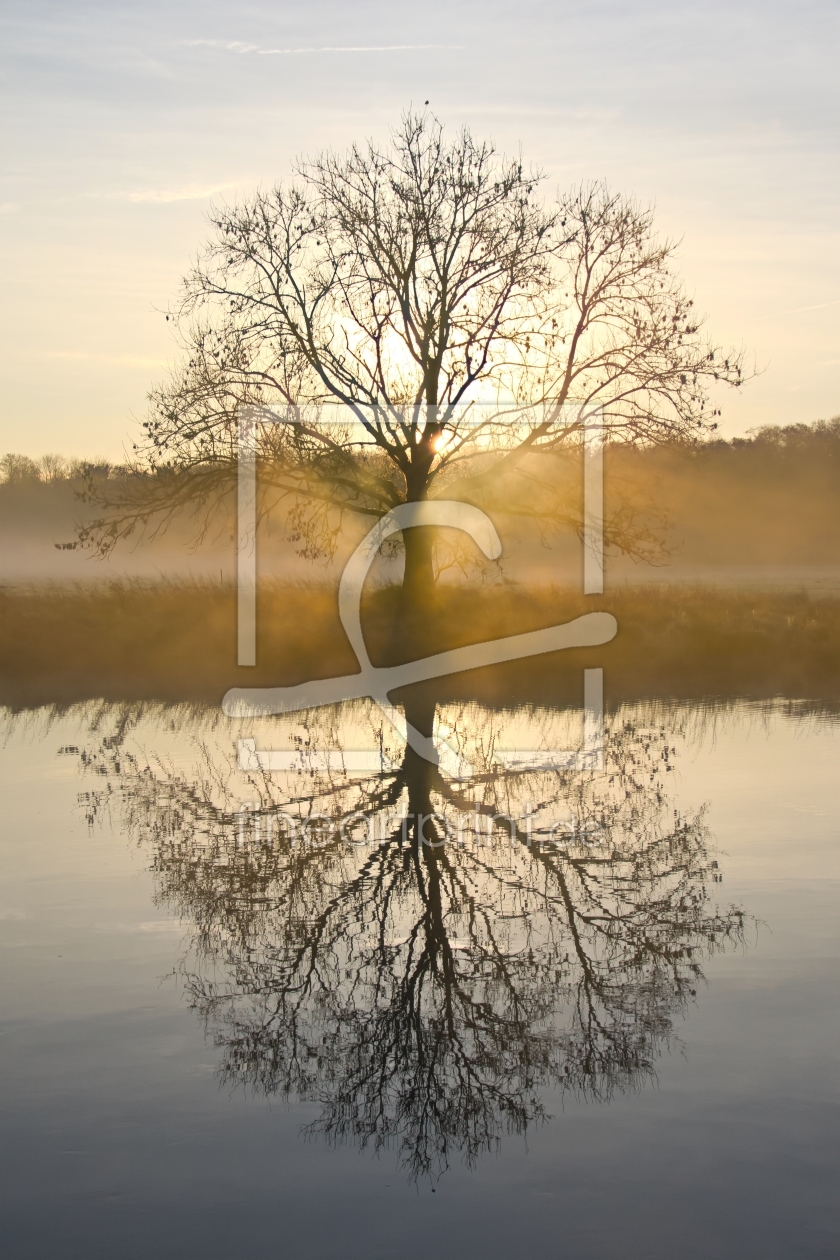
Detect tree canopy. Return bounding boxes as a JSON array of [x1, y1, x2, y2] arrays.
[[85, 111, 746, 586]]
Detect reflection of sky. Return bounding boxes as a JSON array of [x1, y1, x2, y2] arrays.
[[1, 0, 838, 456], [1, 697, 838, 1249]]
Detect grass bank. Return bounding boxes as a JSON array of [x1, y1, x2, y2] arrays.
[[2, 580, 840, 713]]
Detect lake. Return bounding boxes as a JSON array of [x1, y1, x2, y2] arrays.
[[1, 691, 838, 1259]]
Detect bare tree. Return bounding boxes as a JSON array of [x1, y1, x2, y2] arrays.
[[38, 453, 70, 483], [84, 112, 745, 593], [0, 453, 41, 484]]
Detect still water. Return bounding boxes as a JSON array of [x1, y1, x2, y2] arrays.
[[1, 698, 838, 1259]]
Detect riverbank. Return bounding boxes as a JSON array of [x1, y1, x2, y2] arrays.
[[3, 581, 839, 711]]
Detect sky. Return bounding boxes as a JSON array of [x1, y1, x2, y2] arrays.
[[1, 0, 838, 460]]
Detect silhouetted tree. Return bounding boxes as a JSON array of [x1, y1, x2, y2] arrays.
[[83, 112, 745, 593]]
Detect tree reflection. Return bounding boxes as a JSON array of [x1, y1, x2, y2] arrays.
[[78, 696, 746, 1180]]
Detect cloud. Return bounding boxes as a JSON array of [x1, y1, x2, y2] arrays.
[[758, 298, 840, 320], [40, 351, 168, 367], [182, 39, 259, 53], [257, 44, 461, 55], [119, 182, 240, 204], [182, 39, 460, 56]]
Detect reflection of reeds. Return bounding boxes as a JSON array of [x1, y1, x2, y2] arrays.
[[2, 579, 840, 711]]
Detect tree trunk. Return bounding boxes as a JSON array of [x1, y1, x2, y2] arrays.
[[400, 435, 437, 638], [402, 524, 436, 601]]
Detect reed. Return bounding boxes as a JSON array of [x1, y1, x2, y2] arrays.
[[2, 579, 840, 712]]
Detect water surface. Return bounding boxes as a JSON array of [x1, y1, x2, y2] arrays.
[[1, 698, 838, 1259]]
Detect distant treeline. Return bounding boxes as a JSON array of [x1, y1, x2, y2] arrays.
[[0, 453, 120, 484], [638, 416, 840, 480], [4, 417, 838, 485], [609, 417, 840, 566], [2, 417, 839, 571]]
